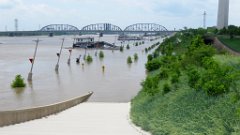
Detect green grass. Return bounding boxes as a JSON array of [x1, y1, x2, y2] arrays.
[[214, 55, 240, 69], [218, 36, 240, 52], [131, 67, 240, 135]]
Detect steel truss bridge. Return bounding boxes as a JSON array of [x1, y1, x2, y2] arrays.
[[0, 23, 176, 36]]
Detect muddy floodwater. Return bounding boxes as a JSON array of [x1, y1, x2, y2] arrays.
[[0, 35, 162, 110]]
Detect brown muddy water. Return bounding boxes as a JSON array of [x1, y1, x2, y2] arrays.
[[0, 35, 162, 110]]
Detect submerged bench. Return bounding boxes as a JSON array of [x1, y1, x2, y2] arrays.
[[0, 92, 93, 127]]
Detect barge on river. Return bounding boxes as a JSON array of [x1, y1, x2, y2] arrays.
[[73, 37, 119, 50]]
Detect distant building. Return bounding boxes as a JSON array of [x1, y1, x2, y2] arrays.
[[217, 0, 229, 29]]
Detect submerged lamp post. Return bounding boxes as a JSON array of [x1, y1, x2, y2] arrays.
[[55, 38, 65, 71], [28, 39, 41, 81]]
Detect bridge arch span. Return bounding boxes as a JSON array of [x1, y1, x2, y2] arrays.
[[124, 23, 168, 32], [81, 23, 122, 31], [40, 24, 79, 31]]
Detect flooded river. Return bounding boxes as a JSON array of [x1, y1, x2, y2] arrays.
[[0, 35, 162, 110]]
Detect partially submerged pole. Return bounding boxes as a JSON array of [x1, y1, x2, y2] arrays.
[[28, 39, 41, 81], [67, 49, 72, 65], [55, 38, 65, 71]]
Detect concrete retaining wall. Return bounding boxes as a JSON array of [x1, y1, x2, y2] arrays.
[[213, 37, 240, 56], [0, 92, 93, 127]]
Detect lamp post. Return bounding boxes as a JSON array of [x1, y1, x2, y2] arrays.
[[55, 38, 65, 71], [28, 39, 41, 81], [67, 49, 72, 65]]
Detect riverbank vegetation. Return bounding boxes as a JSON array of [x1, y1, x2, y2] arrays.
[[131, 28, 240, 134]]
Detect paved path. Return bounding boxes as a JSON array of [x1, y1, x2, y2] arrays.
[[0, 103, 150, 135]]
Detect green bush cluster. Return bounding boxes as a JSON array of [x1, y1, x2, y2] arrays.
[[120, 46, 124, 52], [11, 75, 26, 88], [144, 43, 160, 53], [135, 42, 139, 46], [99, 51, 104, 58], [86, 55, 93, 63], [134, 53, 138, 61], [145, 59, 161, 72], [131, 29, 240, 135], [127, 56, 132, 64], [142, 76, 159, 96], [126, 44, 130, 50]]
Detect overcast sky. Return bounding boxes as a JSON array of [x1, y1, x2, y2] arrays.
[[0, 0, 239, 31]]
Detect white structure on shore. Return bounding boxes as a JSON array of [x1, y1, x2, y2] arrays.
[[217, 0, 229, 29]]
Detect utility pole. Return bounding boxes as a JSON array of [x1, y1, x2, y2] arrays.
[[55, 38, 65, 72], [203, 11, 207, 29], [28, 39, 41, 81]]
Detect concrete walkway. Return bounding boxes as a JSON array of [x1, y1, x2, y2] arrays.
[[0, 103, 150, 135]]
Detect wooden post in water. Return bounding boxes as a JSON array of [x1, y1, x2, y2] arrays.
[[28, 39, 41, 81], [55, 38, 65, 71]]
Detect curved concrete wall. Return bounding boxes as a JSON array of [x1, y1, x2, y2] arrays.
[[0, 92, 93, 127]]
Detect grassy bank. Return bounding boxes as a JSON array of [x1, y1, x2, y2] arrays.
[[131, 30, 240, 135], [218, 36, 240, 52]]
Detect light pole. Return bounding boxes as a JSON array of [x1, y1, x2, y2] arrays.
[[67, 49, 72, 65], [55, 38, 65, 71], [28, 39, 41, 81]]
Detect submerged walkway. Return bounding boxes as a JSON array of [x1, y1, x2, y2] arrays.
[[0, 103, 150, 135]]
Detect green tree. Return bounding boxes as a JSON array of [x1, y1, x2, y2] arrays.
[[99, 51, 104, 58], [228, 25, 238, 39], [134, 53, 138, 61], [11, 75, 26, 88], [127, 56, 133, 64], [126, 44, 130, 50], [86, 55, 93, 63], [120, 46, 124, 52]]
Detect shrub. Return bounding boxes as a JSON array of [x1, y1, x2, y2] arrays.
[[159, 68, 169, 80], [145, 59, 161, 71], [200, 65, 235, 95], [86, 55, 93, 63], [147, 54, 153, 61], [99, 51, 104, 58], [11, 75, 26, 88], [134, 53, 138, 61], [143, 76, 159, 96], [120, 46, 124, 52], [163, 83, 171, 94], [127, 56, 133, 64], [145, 48, 148, 53], [153, 51, 159, 58], [126, 44, 130, 50], [187, 67, 201, 89], [135, 42, 139, 46], [171, 74, 179, 84]]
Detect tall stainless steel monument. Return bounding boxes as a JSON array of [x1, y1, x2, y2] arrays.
[[217, 0, 229, 29]]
